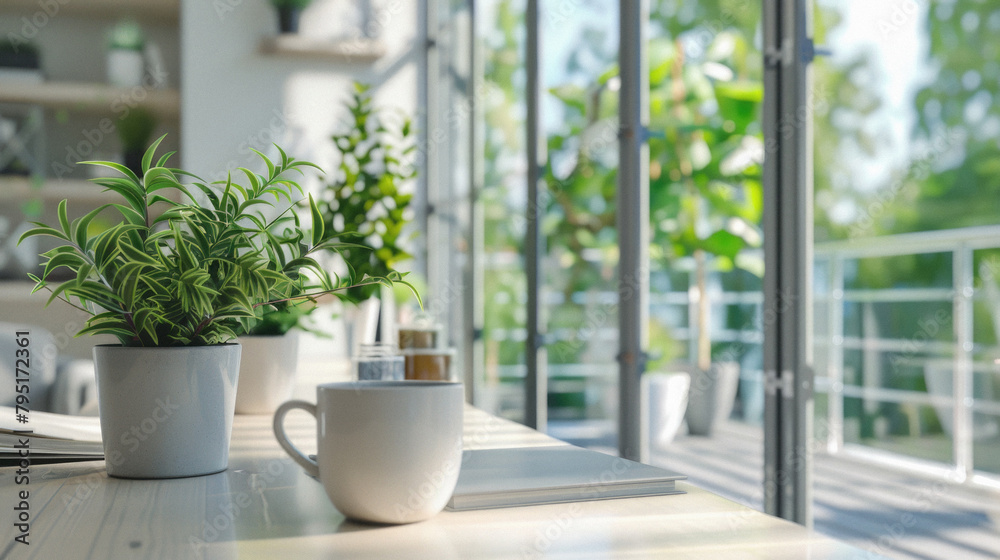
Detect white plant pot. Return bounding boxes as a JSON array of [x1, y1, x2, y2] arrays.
[[644, 371, 691, 448], [235, 332, 299, 414], [685, 362, 740, 436], [93, 344, 241, 479], [106, 48, 144, 88]]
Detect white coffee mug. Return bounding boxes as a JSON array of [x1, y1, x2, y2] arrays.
[[273, 381, 464, 524]]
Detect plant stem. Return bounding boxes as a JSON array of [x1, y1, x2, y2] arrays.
[[695, 248, 711, 372], [253, 278, 387, 308]]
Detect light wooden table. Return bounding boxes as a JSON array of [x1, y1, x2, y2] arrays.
[[0, 406, 874, 559]]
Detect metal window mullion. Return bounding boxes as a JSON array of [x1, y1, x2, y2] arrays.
[[617, 0, 650, 463], [421, 0, 442, 334], [467, 0, 484, 404], [524, 0, 547, 431], [763, 0, 814, 527]]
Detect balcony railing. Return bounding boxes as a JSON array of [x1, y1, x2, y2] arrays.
[[482, 225, 1000, 486], [815, 225, 1000, 486]]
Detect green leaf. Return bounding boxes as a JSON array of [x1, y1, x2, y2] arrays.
[[141, 134, 168, 175], [18, 224, 68, 245], [80, 160, 141, 184], [118, 241, 159, 266], [252, 148, 276, 179], [701, 230, 746, 260], [156, 150, 177, 168], [308, 194, 324, 246], [42, 251, 86, 279], [239, 167, 262, 195], [73, 204, 112, 249], [93, 177, 146, 212], [57, 199, 71, 238]]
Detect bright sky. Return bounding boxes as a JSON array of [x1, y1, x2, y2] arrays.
[[822, 0, 929, 187]]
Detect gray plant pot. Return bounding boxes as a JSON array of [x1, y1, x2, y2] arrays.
[[235, 332, 299, 414], [685, 361, 740, 436], [93, 344, 241, 479]]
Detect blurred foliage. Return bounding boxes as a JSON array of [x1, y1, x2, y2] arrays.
[[481, 0, 770, 377], [315, 82, 417, 304]]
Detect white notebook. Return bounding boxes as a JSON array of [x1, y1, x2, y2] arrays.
[[447, 445, 685, 511], [0, 406, 104, 464]]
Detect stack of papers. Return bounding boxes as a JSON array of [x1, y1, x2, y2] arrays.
[[0, 406, 103, 465], [447, 445, 685, 511]]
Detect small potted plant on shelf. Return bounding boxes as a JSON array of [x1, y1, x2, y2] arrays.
[[106, 19, 145, 87], [270, 0, 312, 34], [314, 82, 417, 348], [18, 135, 407, 478]]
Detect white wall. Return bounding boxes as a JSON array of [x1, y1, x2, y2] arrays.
[[181, 0, 420, 185]]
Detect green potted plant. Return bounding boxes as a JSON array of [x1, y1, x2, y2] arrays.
[[314, 82, 417, 348], [270, 0, 312, 34], [18, 136, 401, 478], [106, 19, 144, 87]]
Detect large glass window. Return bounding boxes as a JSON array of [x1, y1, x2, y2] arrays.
[[477, 0, 529, 422], [813, 0, 1000, 480]]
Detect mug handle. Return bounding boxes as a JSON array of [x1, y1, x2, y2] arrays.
[[273, 400, 320, 478]]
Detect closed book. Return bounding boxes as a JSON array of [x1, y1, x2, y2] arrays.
[[447, 445, 685, 511]]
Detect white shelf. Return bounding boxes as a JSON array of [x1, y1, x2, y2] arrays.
[[0, 176, 119, 204], [0, 81, 180, 119], [259, 36, 387, 63], [0, 0, 179, 22]]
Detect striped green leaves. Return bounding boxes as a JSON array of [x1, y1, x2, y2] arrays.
[[17, 137, 323, 346], [19, 134, 418, 345]]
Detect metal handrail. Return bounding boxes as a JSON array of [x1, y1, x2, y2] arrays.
[[482, 224, 1000, 482]]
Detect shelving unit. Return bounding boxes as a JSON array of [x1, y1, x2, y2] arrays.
[[259, 35, 386, 63], [0, 81, 180, 119], [0, 0, 179, 22], [0, 176, 119, 204], [0, 0, 182, 295]]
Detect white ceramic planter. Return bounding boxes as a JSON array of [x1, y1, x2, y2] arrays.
[[235, 333, 299, 414], [106, 49, 144, 87], [93, 344, 241, 479], [685, 362, 740, 436], [644, 371, 691, 448]]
